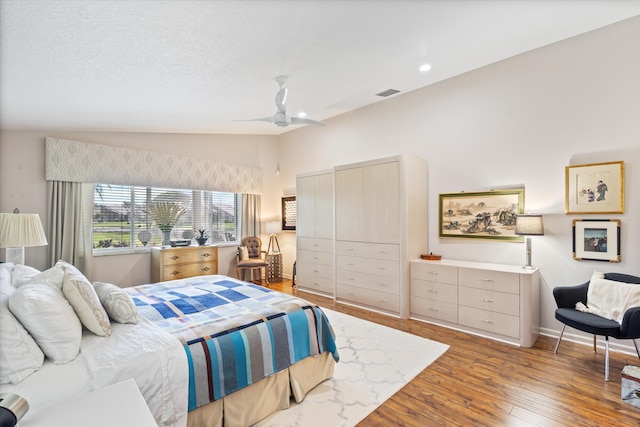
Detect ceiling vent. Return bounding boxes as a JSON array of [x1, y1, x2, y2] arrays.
[[375, 89, 401, 97]]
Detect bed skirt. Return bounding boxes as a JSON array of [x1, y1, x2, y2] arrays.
[[187, 351, 335, 427]]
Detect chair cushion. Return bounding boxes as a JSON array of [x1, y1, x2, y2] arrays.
[[237, 259, 268, 268], [556, 308, 621, 337]]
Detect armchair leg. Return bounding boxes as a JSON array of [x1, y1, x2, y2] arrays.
[[553, 325, 566, 354], [593, 335, 597, 353], [633, 339, 640, 360], [605, 336, 610, 382]]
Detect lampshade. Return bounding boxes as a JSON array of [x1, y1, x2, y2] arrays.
[[265, 220, 281, 235], [515, 214, 544, 236], [0, 212, 48, 265]]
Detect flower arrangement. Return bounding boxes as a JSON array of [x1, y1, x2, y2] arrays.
[[147, 202, 187, 229]]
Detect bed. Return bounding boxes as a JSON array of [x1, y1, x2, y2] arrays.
[[0, 262, 338, 427]]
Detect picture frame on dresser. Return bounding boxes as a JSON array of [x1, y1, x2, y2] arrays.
[[565, 160, 624, 214], [572, 219, 621, 262], [438, 189, 525, 241]]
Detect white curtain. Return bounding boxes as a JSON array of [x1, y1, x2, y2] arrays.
[[241, 194, 262, 239], [47, 181, 95, 279]]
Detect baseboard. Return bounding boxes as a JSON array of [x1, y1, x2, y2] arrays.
[[540, 327, 638, 356]]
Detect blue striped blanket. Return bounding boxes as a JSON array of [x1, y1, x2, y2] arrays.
[[126, 275, 339, 411]]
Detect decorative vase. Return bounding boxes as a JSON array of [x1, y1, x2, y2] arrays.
[[195, 236, 208, 246], [159, 225, 173, 246]]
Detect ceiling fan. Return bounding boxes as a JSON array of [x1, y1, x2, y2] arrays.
[[243, 75, 324, 128]]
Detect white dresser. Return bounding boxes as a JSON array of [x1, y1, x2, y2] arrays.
[[410, 259, 540, 347]]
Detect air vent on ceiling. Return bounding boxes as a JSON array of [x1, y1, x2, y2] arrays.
[[375, 89, 401, 97]]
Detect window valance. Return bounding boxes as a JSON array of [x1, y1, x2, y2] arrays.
[[45, 137, 262, 194]]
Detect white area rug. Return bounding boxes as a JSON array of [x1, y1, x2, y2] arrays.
[[255, 308, 449, 427]]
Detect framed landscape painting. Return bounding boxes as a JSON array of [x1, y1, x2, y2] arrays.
[[438, 189, 525, 241], [572, 219, 621, 262], [565, 161, 624, 214]]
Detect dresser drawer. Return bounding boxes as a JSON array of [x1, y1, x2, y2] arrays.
[[336, 255, 399, 277], [160, 261, 216, 281], [411, 262, 458, 285], [297, 249, 333, 266], [160, 247, 217, 266], [337, 283, 399, 313], [335, 241, 399, 261], [411, 297, 458, 323], [458, 286, 519, 316], [297, 275, 334, 294], [297, 263, 334, 281], [297, 237, 332, 253], [337, 269, 400, 294], [459, 267, 520, 294], [411, 278, 457, 304], [459, 306, 520, 338]]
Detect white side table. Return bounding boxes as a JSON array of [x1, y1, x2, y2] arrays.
[[18, 379, 157, 427]]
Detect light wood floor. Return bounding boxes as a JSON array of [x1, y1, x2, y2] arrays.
[[262, 278, 640, 426]]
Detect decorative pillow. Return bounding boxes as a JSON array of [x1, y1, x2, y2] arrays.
[[11, 264, 41, 287], [57, 262, 111, 337], [239, 246, 249, 261], [9, 283, 82, 364], [0, 280, 45, 383], [93, 282, 139, 324], [587, 271, 640, 323], [21, 266, 65, 290]]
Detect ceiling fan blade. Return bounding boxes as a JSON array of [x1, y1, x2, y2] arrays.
[[235, 116, 275, 124], [290, 117, 325, 127]]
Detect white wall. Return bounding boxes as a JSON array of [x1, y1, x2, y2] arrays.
[[0, 131, 283, 285], [277, 17, 640, 350]]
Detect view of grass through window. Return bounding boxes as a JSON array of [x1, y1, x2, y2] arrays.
[[92, 184, 240, 251]]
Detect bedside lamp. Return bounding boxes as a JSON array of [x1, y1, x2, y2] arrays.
[[515, 214, 544, 270], [265, 220, 281, 254], [0, 209, 48, 265]]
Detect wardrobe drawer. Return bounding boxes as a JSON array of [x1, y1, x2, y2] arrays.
[[336, 255, 399, 277], [337, 283, 399, 313], [297, 249, 333, 266], [297, 263, 334, 281], [459, 306, 520, 338], [335, 241, 399, 261], [411, 297, 458, 323], [411, 262, 458, 285], [411, 278, 457, 304], [297, 275, 334, 294], [297, 237, 332, 253], [459, 267, 520, 294], [459, 286, 519, 317], [337, 269, 400, 294]]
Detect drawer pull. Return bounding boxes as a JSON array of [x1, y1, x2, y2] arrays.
[[347, 262, 355, 266], [480, 298, 494, 303], [171, 256, 180, 260], [314, 282, 320, 286], [202, 267, 210, 271], [481, 278, 494, 282], [313, 243, 319, 247], [379, 267, 386, 270], [313, 257, 319, 260], [348, 292, 354, 295], [170, 270, 179, 276], [348, 277, 354, 281], [314, 269, 320, 273], [378, 283, 386, 287], [377, 250, 386, 254], [428, 271, 438, 275], [202, 253, 211, 257], [430, 308, 438, 312], [481, 319, 494, 324], [377, 298, 386, 302], [428, 289, 438, 293], [347, 248, 355, 251]]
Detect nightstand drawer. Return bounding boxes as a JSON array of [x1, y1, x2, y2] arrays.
[[459, 306, 520, 338], [411, 297, 458, 323], [411, 262, 458, 285], [411, 278, 457, 304], [459, 286, 519, 316], [160, 247, 217, 266], [160, 261, 215, 281], [459, 267, 519, 294]]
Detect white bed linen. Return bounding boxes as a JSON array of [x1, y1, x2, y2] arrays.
[[0, 316, 188, 427]]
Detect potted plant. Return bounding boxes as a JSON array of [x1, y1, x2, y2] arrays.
[[195, 228, 208, 246], [147, 202, 187, 246]]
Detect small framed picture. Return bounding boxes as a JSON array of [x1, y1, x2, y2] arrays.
[[565, 161, 624, 214], [572, 219, 621, 262], [281, 196, 296, 231]]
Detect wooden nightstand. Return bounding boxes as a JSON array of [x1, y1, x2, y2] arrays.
[[150, 245, 218, 282], [266, 252, 283, 282]]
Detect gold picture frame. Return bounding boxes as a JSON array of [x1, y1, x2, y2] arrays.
[[572, 219, 621, 262], [438, 189, 525, 241], [565, 161, 624, 214]]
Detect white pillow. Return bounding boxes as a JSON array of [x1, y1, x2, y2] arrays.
[[0, 280, 45, 383], [9, 283, 82, 364], [57, 262, 111, 337], [239, 246, 249, 261], [11, 264, 41, 287], [93, 282, 139, 324], [21, 265, 65, 290], [587, 271, 640, 323]]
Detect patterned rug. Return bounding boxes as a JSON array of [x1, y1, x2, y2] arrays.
[[255, 308, 449, 426]]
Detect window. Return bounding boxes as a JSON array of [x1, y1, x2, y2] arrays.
[[93, 184, 240, 253]]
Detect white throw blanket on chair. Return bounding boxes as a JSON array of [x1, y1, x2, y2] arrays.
[[576, 271, 640, 324]]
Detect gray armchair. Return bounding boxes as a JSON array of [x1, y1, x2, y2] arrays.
[[236, 236, 269, 285], [553, 272, 640, 381]]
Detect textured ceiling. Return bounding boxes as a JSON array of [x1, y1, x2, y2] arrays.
[[1, 1, 639, 135]]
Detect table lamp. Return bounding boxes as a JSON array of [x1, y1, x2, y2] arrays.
[[0, 209, 48, 265], [265, 220, 281, 254], [515, 214, 544, 269]]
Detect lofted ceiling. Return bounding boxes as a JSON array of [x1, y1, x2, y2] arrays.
[[1, 1, 639, 135]]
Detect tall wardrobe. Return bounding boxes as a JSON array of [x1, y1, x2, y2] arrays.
[[296, 155, 427, 319]]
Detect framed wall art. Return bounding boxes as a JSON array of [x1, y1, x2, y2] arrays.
[[281, 196, 296, 231], [565, 161, 624, 214], [438, 189, 525, 241], [572, 219, 621, 262]]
